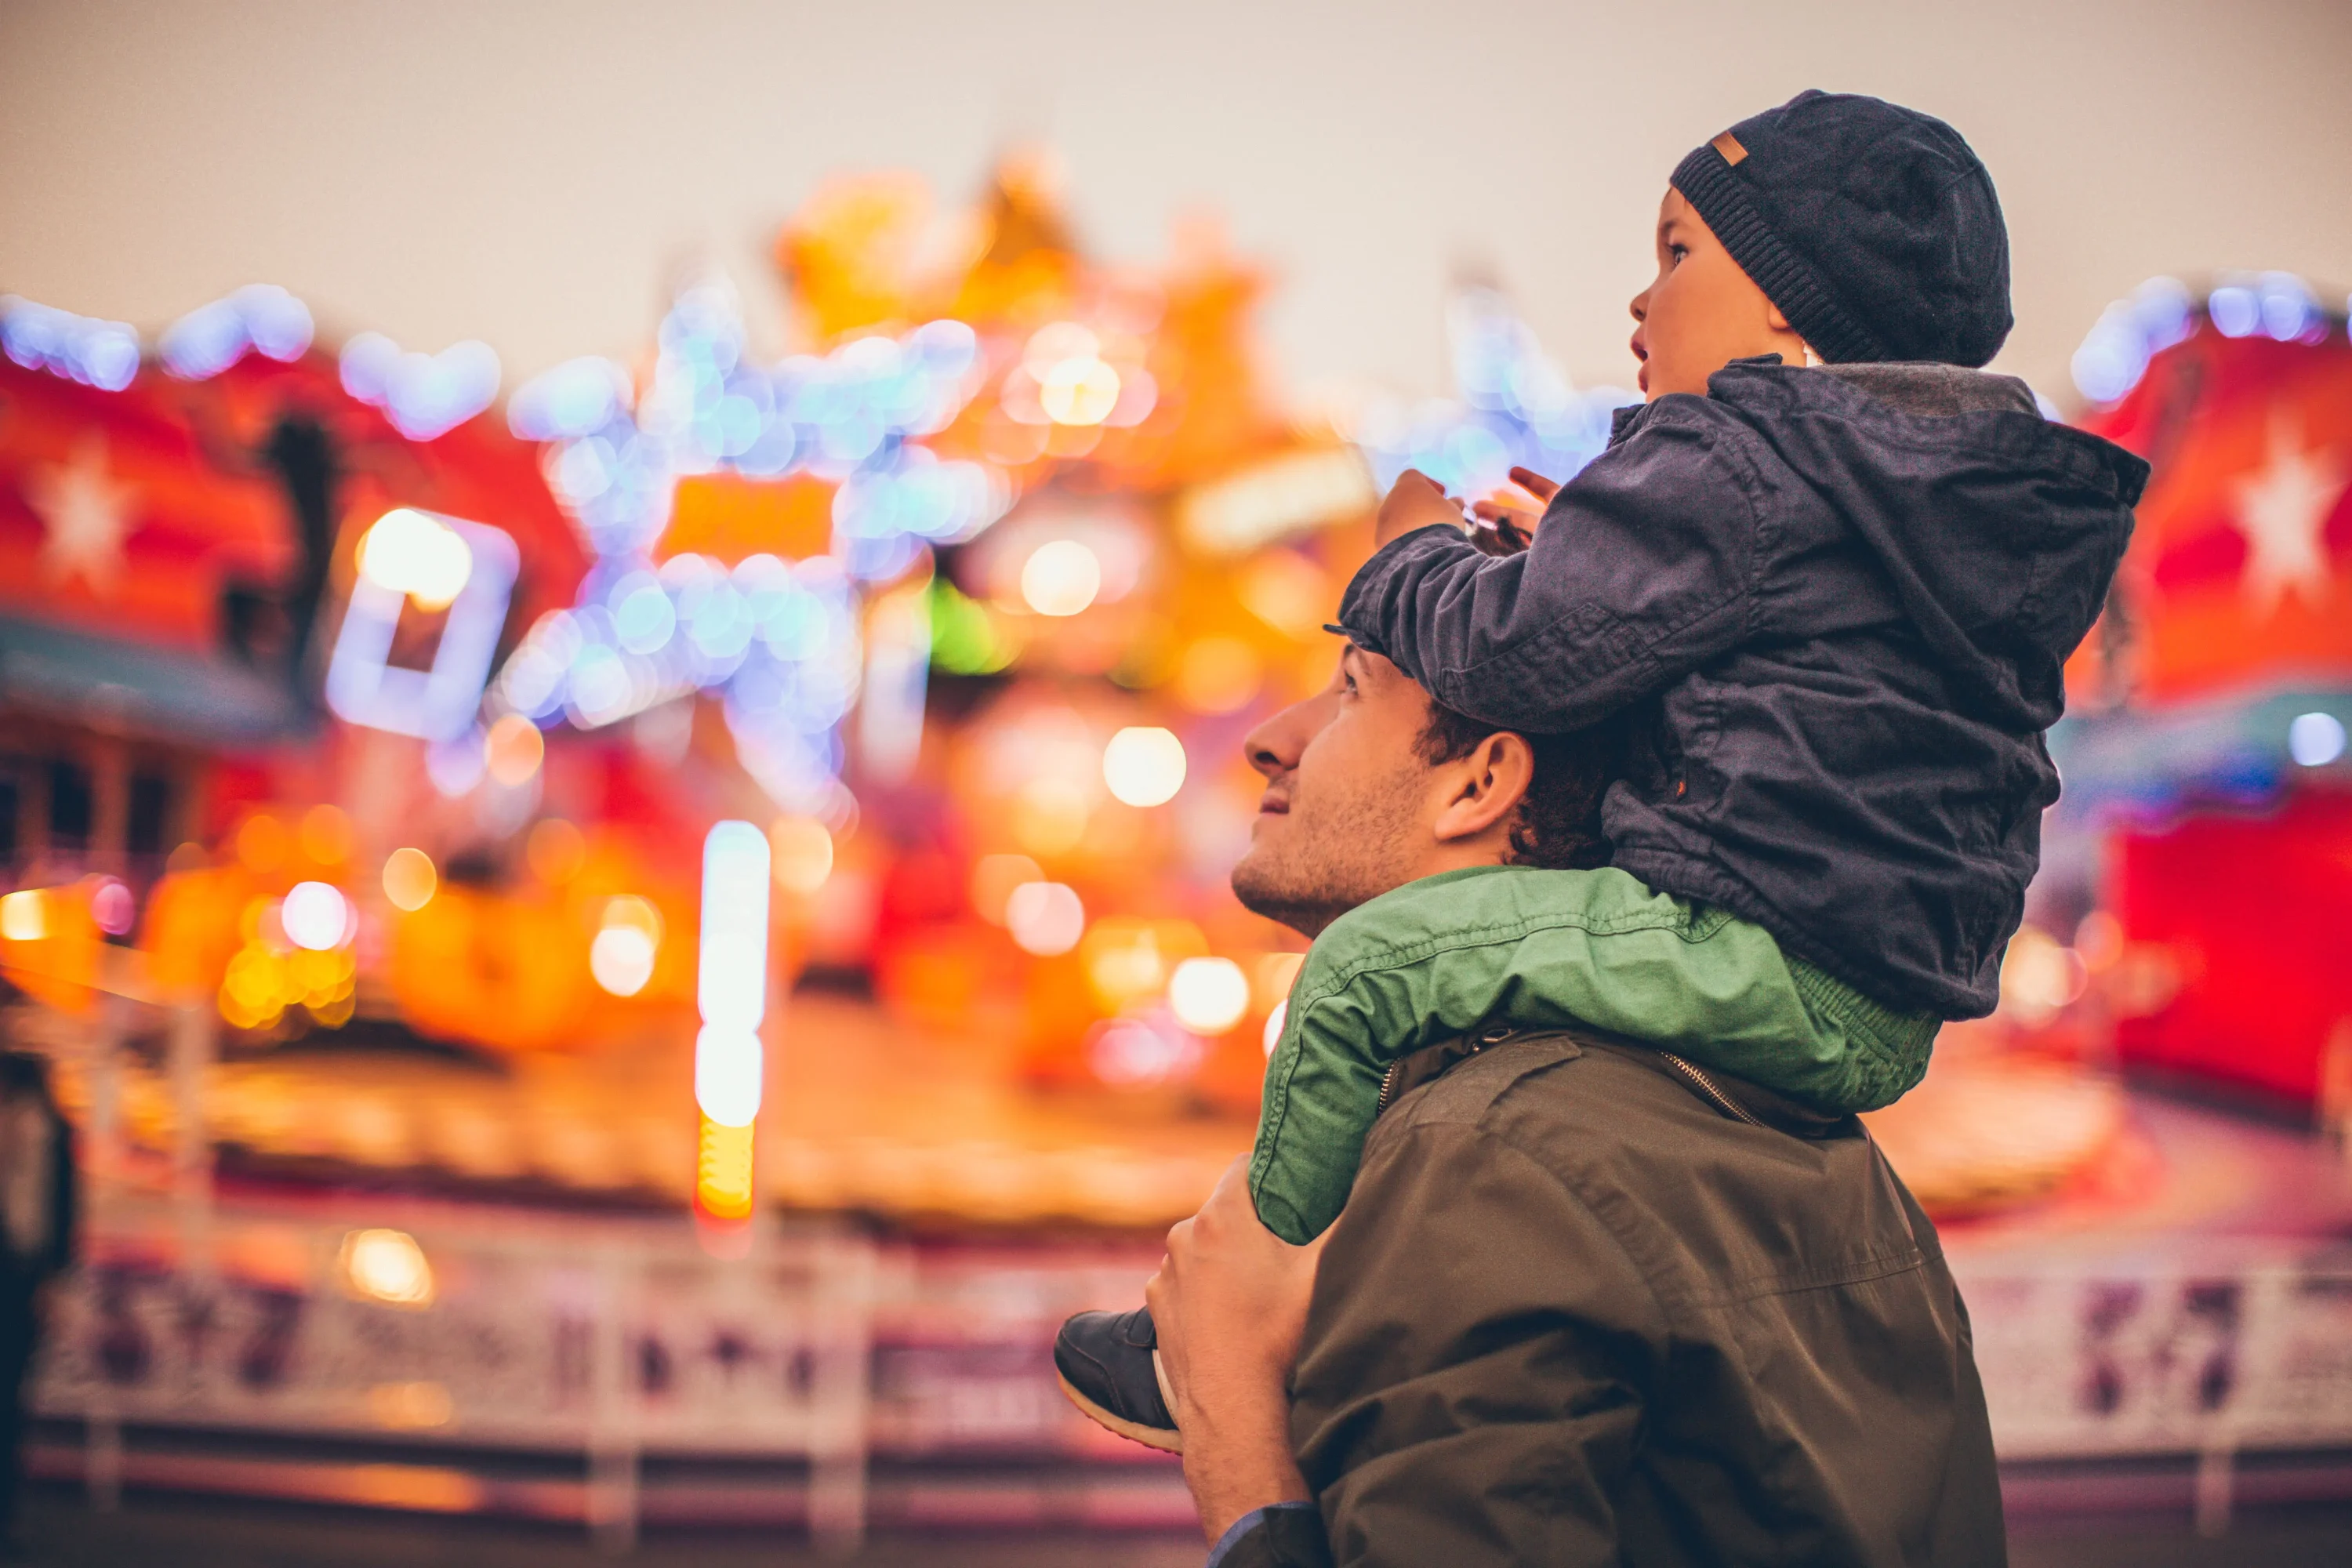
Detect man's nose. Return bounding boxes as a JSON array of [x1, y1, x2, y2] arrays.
[[1242, 710, 1301, 779], [1243, 730, 1291, 780]]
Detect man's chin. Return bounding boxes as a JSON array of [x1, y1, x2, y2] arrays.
[[1229, 854, 1338, 940]]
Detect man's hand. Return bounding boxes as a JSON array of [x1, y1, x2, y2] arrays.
[[1374, 469, 1467, 547], [1147, 1155, 1329, 1544]]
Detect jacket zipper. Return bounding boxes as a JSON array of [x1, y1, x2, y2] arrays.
[[1377, 1025, 1516, 1116], [1658, 1051, 1766, 1127]]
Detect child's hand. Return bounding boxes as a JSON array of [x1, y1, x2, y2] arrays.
[[1468, 466, 1560, 548], [1374, 470, 1467, 546]]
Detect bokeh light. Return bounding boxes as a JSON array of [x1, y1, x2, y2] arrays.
[[358, 508, 475, 611], [2289, 711, 2346, 768], [0, 296, 140, 390], [381, 848, 437, 912], [699, 821, 771, 1031], [590, 924, 657, 997], [282, 882, 354, 951], [968, 853, 1044, 925], [340, 333, 501, 441], [1005, 880, 1083, 956], [697, 1115, 757, 1219], [340, 1229, 435, 1307], [1167, 956, 1250, 1034], [484, 714, 545, 787], [695, 1024, 764, 1127], [1020, 539, 1102, 616], [1103, 726, 1186, 807], [768, 815, 835, 895], [1087, 1014, 1202, 1087], [1040, 355, 1121, 426], [89, 877, 134, 936], [161, 284, 314, 379], [0, 890, 46, 943]]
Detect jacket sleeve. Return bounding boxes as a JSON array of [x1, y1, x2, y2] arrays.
[[1337, 412, 1762, 731], [1287, 1116, 1660, 1566]]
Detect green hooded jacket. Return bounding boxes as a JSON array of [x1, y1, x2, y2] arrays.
[[1248, 863, 1937, 1244]]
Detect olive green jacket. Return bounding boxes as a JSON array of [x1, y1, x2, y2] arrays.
[[1250, 864, 1936, 1244], [1216, 1032, 2005, 1567]]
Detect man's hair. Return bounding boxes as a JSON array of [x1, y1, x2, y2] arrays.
[[1415, 701, 1624, 870]]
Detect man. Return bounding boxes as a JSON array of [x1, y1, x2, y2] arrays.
[[1146, 644, 2005, 1566]]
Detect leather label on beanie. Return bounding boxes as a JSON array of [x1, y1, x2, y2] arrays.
[[1711, 131, 1749, 166]]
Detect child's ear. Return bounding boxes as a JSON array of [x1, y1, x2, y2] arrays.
[[1766, 302, 1795, 333]]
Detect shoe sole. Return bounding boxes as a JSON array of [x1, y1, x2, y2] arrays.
[[1054, 1369, 1184, 1454]]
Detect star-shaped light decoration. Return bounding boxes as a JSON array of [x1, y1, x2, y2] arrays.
[[24, 432, 140, 593], [2230, 410, 2346, 615]]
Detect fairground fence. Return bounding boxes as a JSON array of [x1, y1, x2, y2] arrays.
[[29, 1197, 2352, 1546]]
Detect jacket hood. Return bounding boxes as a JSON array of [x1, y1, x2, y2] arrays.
[[1621, 359, 2148, 730]]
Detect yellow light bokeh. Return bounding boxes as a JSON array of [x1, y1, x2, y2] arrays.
[[1080, 917, 1207, 1012], [1019, 539, 1101, 616], [1168, 956, 1250, 1034], [1039, 356, 1121, 426], [382, 848, 437, 912], [339, 1227, 435, 1307], [0, 889, 46, 942], [696, 1116, 756, 1220], [1102, 727, 1186, 807], [358, 507, 474, 612]]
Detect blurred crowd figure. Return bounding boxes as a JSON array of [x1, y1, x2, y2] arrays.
[[0, 1051, 75, 1557]]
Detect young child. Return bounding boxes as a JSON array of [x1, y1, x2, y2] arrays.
[[1054, 89, 2147, 1450]]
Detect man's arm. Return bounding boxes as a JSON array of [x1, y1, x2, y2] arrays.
[[1145, 1158, 1323, 1552], [1339, 418, 1762, 733]]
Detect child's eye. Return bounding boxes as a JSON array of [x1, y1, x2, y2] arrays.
[[1668, 244, 1689, 266]]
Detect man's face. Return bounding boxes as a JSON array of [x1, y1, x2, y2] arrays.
[[1229, 645, 1447, 938], [1628, 187, 1794, 399]]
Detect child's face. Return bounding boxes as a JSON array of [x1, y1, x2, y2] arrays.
[[1628, 188, 1807, 399]]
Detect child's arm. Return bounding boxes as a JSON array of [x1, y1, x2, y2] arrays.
[[1339, 412, 1763, 732]]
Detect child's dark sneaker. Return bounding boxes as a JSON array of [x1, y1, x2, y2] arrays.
[[1054, 1305, 1181, 1452]]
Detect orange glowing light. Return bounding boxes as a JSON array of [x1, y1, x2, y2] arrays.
[[696, 1115, 756, 1220]]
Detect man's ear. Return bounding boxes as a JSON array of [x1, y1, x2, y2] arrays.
[[1430, 731, 1535, 846]]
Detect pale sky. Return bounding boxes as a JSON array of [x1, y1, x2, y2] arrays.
[[4, 0, 2349, 411]]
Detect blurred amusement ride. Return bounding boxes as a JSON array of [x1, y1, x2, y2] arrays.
[[2, 159, 2350, 1541]]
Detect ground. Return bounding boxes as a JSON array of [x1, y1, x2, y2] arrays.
[[16, 1491, 2352, 1567]]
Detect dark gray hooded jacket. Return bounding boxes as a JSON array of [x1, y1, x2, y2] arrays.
[[1338, 359, 2147, 1017]]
